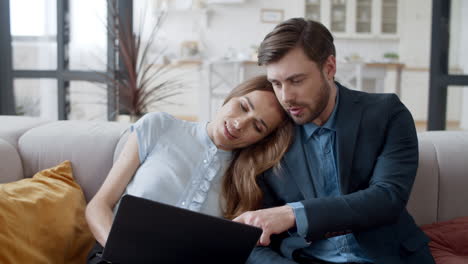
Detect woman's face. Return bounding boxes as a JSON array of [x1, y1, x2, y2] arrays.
[[208, 90, 285, 151]]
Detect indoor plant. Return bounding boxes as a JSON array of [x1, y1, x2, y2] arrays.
[[103, 2, 186, 122]]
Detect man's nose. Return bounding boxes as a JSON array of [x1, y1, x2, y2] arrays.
[[281, 85, 295, 104]]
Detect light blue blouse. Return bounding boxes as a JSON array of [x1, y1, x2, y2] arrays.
[[116, 112, 232, 217]]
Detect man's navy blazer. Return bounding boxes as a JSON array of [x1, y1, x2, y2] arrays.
[[247, 83, 435, 264]]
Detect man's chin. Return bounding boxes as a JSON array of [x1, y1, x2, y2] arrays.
[[289, 112, 317, 125], [290, 115, 308, 125]]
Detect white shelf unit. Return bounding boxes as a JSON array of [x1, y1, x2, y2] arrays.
[[305, 0, 399, 39]]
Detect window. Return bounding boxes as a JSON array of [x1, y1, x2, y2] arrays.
[[1, 0, 118, 120], [382, 0, 397, 33], [14, 79, 57, 118], [69, 0, 107, 71], [10, 0, 57, 70], [428, 0, 468, 130], [331, 0, 347, 32], [356, 0, 372, 33], [305, 0, 321, 21]]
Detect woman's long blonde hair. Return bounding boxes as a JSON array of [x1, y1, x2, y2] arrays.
[[220, 75, 294, 220]]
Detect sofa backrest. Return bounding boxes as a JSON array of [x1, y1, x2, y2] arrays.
[[1, 116, 467, 225], [20, 120, 129, 201], [0, 116, 129, 201], [407, 131, 468, 225], [0, 116, 50, 147], [0, 138, 24, 183], [0, 116, 52, 183]]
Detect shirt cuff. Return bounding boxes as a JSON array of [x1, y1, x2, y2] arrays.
[[287, 202, 308, 238]]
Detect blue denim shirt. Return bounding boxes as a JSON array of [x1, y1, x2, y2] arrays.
[[288, 87, 372, 263]]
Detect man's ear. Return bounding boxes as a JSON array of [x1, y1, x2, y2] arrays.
[[323, 55, 336, 81]]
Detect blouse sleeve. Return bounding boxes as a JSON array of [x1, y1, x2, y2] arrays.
[[130, 112, 168, 163]]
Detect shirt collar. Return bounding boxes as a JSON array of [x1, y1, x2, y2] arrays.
[[302, 83, 340, 139]]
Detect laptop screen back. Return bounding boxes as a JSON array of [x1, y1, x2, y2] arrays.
[[102, 195, 262, 264]]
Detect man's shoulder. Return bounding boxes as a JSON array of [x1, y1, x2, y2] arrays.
[[339, 84, 404, 114], [340, 85, 399, 105]]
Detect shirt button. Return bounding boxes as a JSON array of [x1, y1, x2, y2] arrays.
[[203, 159, 207, 164], [324, 146, 331, 154], [182, 201, 186, 206]]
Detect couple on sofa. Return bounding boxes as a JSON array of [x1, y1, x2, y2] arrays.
[[86, 18, 435, 264]]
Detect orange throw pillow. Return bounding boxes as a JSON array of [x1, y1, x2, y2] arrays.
[[0, 160, 95, 264], [421, 216, 468, 264]]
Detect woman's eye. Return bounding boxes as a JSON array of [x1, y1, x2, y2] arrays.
[[240, 103, 247, 112], [254, 123, 262, 133]]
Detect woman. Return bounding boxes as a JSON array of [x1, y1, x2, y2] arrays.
[[85, 75, 294, 262]]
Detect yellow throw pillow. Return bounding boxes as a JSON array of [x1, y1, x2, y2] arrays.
[[0, 160, 95, 264]]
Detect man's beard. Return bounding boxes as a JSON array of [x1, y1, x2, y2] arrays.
[[288, 75, 331, 125]]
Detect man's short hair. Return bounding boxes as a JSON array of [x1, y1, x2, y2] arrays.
[[258, 18, 336, 69]]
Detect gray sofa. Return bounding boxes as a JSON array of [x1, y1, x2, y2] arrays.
[[1, 115, 467, 227]]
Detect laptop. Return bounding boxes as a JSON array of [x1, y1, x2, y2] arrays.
[[102, 194, 262, 264]]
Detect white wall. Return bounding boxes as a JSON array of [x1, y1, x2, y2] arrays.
[[134, 0, 307, 119], [445, 0, 464, 125], [153, 0, 399, 66], [139, 0, 405, 119], [134, 0, 461, 125], [335, 38, 398, 63], [397, 0, 432, 122], [136, 0, 305, 60], [398, 0, 464, 124], [201, 0, 304, 59]]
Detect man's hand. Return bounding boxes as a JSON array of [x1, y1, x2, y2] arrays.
[[233, 205, 296, 246]]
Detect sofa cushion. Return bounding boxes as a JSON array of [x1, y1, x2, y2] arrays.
[[0, 160, 95, 264], [421, 216, 468, 264], [0, 138, 23, 183], [18, 120, 129, 201]]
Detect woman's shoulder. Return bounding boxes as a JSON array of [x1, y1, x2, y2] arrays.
[[139, 112, 198, 131], [138, 112, 176, 127], [139, 111, 173, 122]]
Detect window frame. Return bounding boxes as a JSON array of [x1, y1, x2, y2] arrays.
[[428, 0, 468, 130], [0, 0, 127, 120]]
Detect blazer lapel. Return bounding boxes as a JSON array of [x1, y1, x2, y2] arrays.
[[335, 83, 363, 194], [282, 126, 316, 199]]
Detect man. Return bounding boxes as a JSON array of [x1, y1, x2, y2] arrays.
[[234, 18, 435, 264]]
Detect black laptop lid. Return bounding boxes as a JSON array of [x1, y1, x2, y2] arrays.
[[102, 194, 262, 264]]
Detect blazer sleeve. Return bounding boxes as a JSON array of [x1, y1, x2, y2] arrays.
[[301, 96, 419, 241]]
